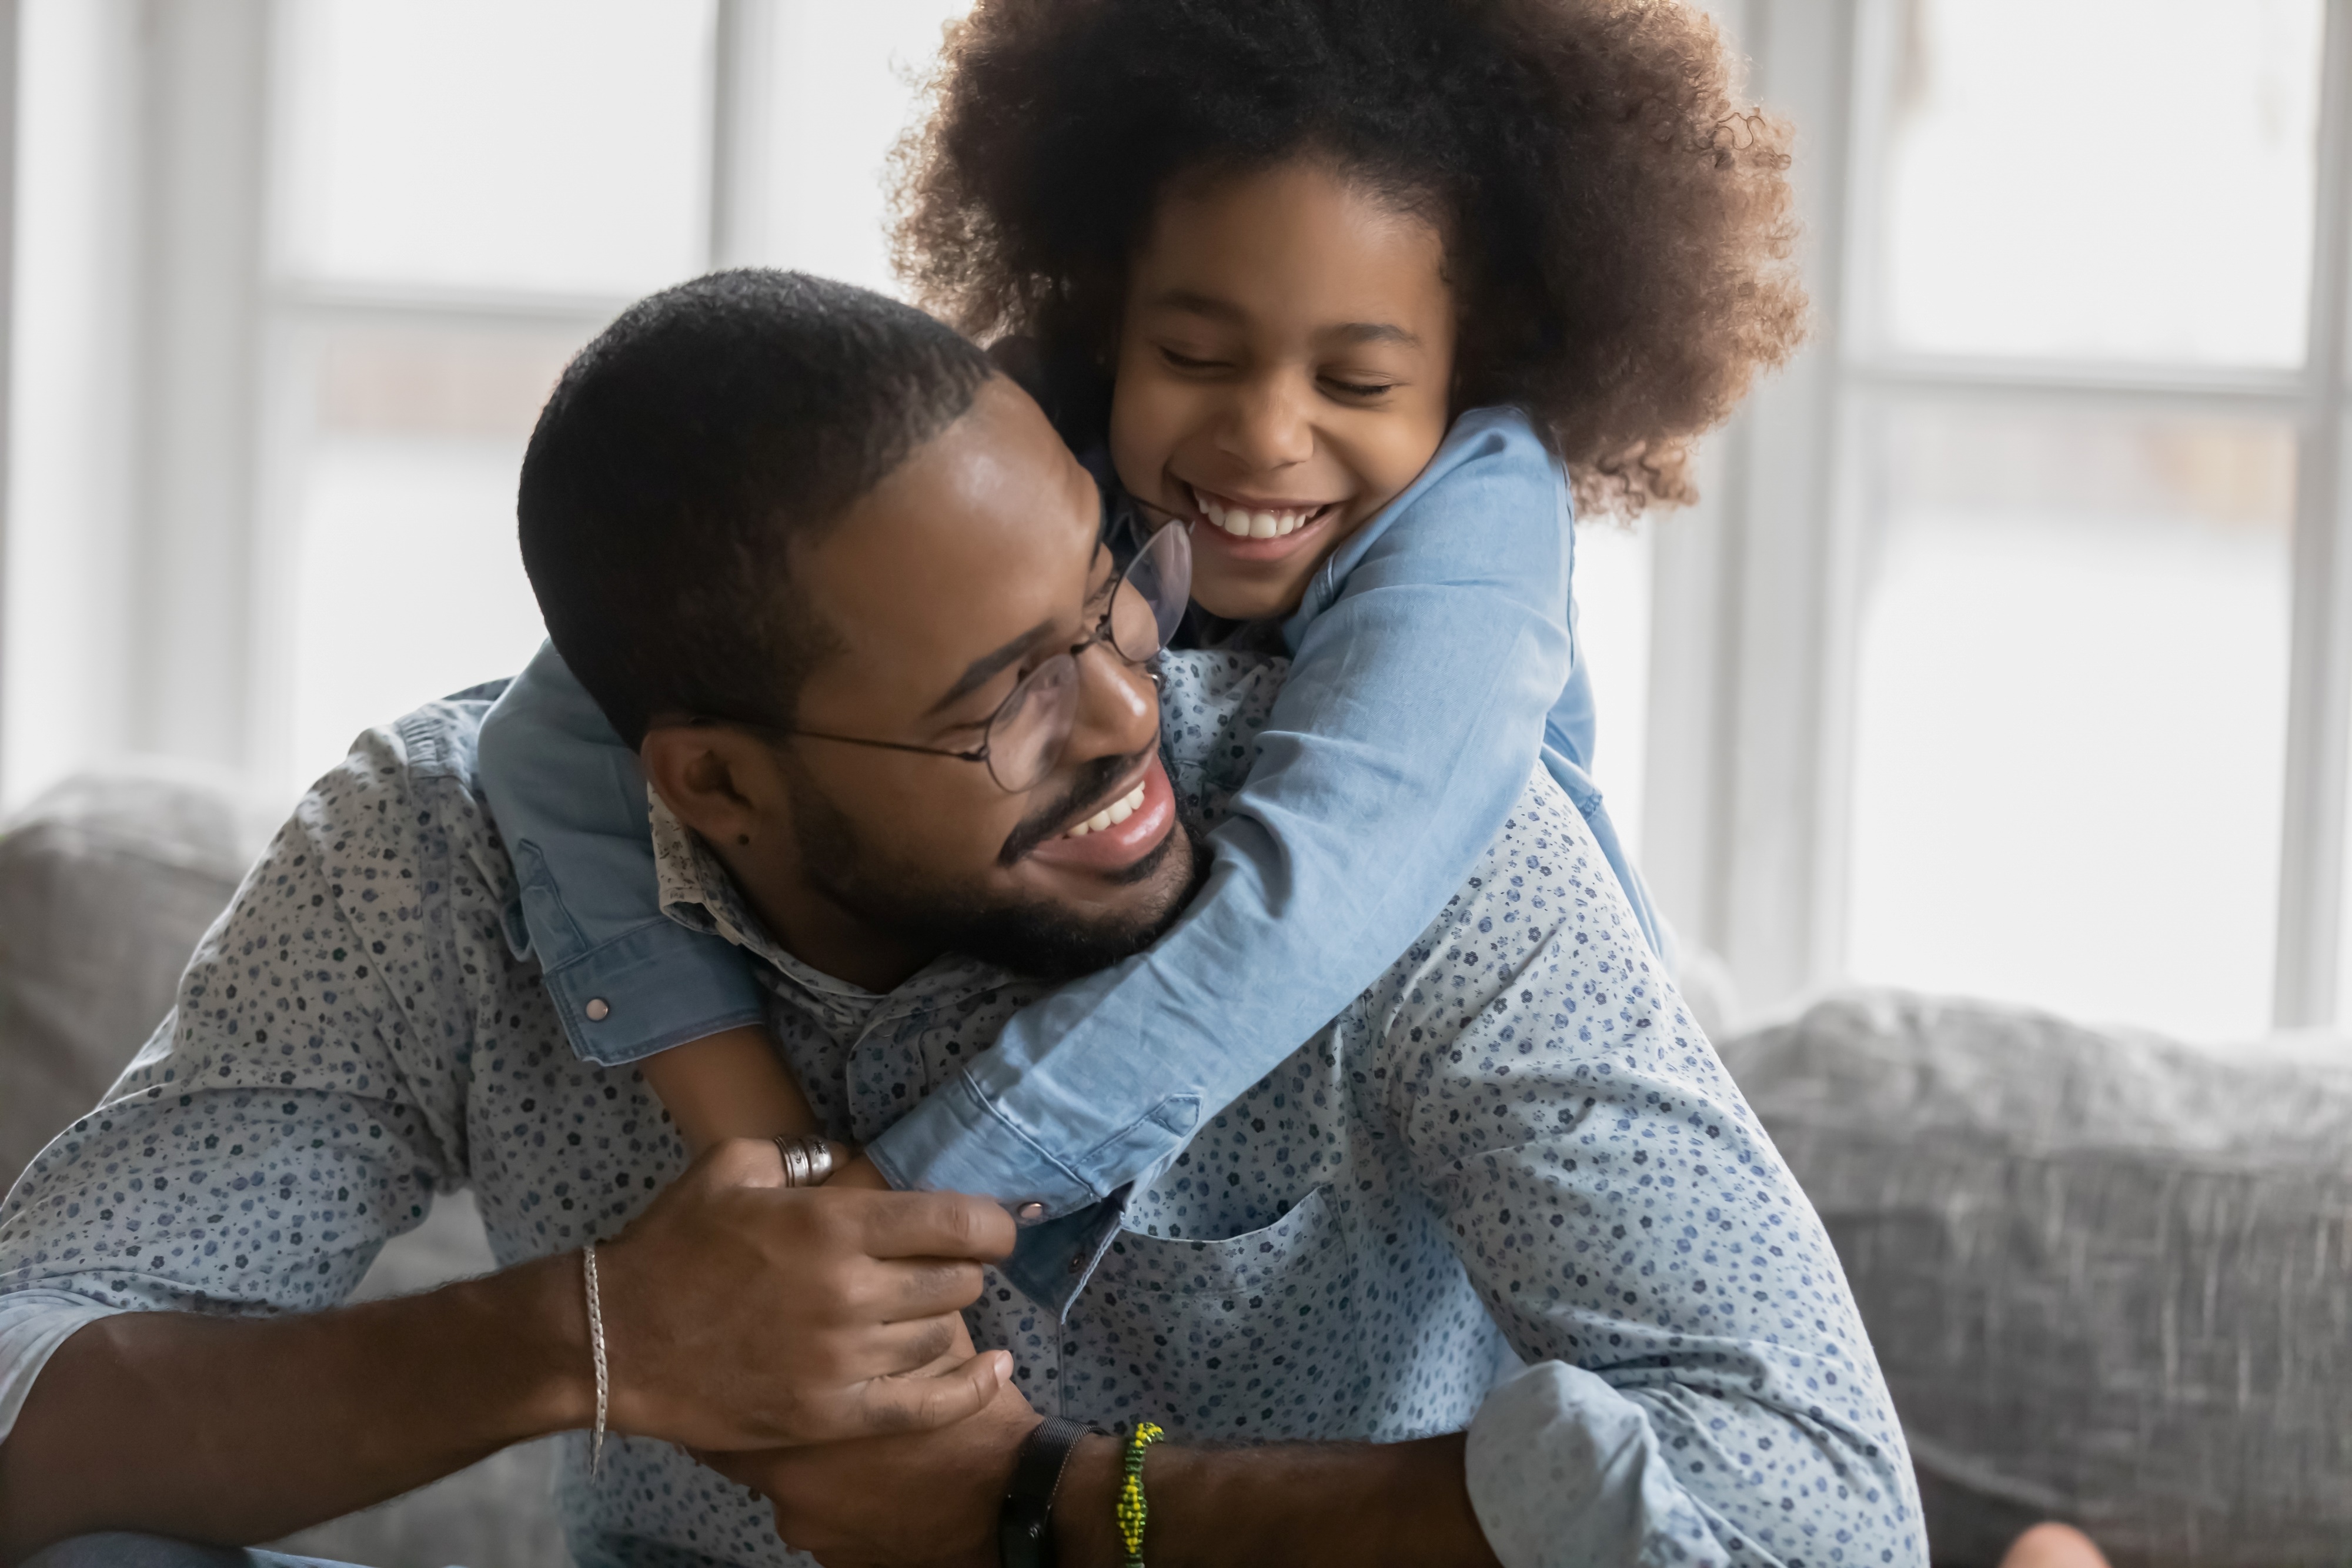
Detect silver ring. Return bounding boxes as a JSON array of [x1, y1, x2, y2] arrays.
[[803, 1136, 838, 1186], [773, 1133, 834, 1188], [774, 1134, 808, 1187]]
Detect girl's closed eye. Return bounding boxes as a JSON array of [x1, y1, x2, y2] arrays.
[[1158, 345, 1230, 375]]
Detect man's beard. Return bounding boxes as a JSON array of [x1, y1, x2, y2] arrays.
[[786, 749, 1210, 982]]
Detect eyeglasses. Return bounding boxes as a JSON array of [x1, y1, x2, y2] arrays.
[[716, 511, 1192, 793]]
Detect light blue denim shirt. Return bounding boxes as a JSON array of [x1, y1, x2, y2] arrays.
[[477, 406, 1662, 1221], [0, 670, 1923, 1568]]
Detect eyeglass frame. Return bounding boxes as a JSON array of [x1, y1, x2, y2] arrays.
[[677, 507, 1191, 794]]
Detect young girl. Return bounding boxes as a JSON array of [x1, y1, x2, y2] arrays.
[[478, 0, 1801, 1222]]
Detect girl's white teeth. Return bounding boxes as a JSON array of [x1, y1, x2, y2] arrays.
[[1194, 491, 1314, 539], [1063, 782, 1148, 838]]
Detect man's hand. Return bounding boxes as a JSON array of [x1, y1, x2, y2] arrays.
[[701, 1375, 1044, 1568], [597, 1136, 1017, 1451]]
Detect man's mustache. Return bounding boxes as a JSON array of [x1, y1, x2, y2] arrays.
[[995, 747, 1158, 867]]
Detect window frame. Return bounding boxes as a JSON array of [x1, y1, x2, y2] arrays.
[[1647, 0, 2352, 1029], [0, 0, 786, 805]]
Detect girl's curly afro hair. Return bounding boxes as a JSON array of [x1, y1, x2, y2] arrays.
[[894, 0, 1806, 516]]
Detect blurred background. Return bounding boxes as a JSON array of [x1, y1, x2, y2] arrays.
[[0, 0, 2344, 1048]]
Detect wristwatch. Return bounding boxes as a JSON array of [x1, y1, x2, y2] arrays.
[[998, 1415, 1097, 1568]]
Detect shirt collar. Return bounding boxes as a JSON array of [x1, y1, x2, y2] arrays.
[[647, 790, 1015, 1014]]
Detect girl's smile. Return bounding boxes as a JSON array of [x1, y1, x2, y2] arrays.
[[1108, 157, 1456, 622], [1180, 482, 1345, 564]]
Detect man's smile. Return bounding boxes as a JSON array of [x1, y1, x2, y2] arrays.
[[1024, 752, 1177, 872]]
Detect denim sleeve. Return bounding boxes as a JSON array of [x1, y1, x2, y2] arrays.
[[477, 641, 768, 1066], [866, 409, 1574, 1213]]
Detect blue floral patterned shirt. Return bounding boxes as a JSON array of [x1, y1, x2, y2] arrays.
[[0, 653, 1922, 1568]]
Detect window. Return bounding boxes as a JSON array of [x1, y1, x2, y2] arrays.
[[1645, 0, 2352, 1041], [1845, 404, 2294, 1039], [266, 0, 718, 797], [7, 0, 2341, 1045], [3, 0, 971, 808]]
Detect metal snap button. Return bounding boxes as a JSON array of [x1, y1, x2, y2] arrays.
[[584, 998, 611, 1021], [1016, 1201, 1046, 1222]]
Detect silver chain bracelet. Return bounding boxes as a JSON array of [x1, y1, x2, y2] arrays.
[[583, 1241, 609, 1477]]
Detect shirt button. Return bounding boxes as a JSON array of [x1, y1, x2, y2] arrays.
[[1015, 1201, 1046, 1223], [584, 998, 611, 1022]]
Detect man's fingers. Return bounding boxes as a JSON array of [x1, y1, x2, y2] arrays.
[[859, 1255, 990, 1322], [854, 1349, 1014, 1435], [858, 1189, 1017, 1261], [833, 1311, 970, 1382]]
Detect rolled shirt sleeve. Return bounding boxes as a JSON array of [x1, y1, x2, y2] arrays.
[[0, 1293, 122, 1445]]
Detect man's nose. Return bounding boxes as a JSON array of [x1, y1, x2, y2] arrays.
[[1213, 371, 1315, 472], [1064, 641, 1157, 764]]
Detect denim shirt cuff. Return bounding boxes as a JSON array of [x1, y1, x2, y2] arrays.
[[536, 918, 770, 1067], [864, 1068, 1102, 1211]]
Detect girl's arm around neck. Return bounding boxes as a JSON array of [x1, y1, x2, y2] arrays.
[[867, 409, 1579, 1214]]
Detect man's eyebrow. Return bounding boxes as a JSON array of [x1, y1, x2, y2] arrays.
[[928, 621, 1054, 717], [926, 546, 1115, 717]]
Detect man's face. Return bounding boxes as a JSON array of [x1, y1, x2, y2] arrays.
[[727, 376, 1201, 982]]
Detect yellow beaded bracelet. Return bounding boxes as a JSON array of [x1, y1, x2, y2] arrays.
[[1114, 1420, 1167, 1568]]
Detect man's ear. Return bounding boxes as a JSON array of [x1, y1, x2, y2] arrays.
[[639, 726, 790, 850]]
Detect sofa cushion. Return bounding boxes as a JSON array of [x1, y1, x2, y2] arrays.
[[1720, 990, 2352, 1567], [0, 764, 273, 1194], [0, 765, 566, 1568]]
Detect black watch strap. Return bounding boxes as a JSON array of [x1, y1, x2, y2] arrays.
[[999, 1415, 1094, 1568]]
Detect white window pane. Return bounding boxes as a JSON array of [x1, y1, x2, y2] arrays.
[[280, 325, 580, 794], [737, 0, 973, 296], [276, 0, 714, 298], [1574, 521, 1653, 863], [1873, 0, 2322, 367], [286, 432, 550, 795], [1846, 405, 2293, 1042], [313, 322, 580, 442]]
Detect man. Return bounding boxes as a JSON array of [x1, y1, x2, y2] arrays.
[[0, 273, 1922, 1567]]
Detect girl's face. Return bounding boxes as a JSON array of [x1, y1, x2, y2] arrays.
[[1108, 158, 1456, 621]]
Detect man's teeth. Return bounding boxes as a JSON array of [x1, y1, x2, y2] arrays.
[[1063, 782, 1148, 838], [1195, 492, 1318, 540]]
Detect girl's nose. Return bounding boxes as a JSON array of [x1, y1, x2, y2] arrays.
[[1215, 373, 1315, 472]]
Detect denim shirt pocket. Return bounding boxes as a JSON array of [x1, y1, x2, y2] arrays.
[[1053, 1186, 1368, 1440]]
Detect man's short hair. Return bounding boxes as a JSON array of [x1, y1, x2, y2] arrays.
[[517, 269, 997, 746]]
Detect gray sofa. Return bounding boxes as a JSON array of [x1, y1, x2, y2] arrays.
[[4, 768, 2348, 1567]]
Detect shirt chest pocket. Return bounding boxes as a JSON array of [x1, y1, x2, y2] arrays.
[[1053, 1186, 1369, 1442]]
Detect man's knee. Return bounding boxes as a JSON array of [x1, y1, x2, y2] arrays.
[[21, 1536, 365, 1568]]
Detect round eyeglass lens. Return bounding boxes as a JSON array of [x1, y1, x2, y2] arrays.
[[1110, 517, 1192, 661], [983, 651, 1082, 793]]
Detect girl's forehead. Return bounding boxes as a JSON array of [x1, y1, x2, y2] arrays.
[[1133, 161, 1450, 330]]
